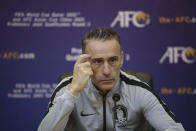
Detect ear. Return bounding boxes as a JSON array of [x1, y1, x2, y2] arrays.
[[120, 51, 124, 67]]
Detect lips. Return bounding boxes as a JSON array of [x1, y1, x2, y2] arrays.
[[100, 79, 114, 83]]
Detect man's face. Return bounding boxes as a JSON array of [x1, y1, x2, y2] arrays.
[[85, 39, 124, 93]]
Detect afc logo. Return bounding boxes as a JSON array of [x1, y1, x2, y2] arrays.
[[159, 47, 196, 64], [111, 11, 150, 28]]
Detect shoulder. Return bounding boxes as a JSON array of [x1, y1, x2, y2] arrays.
[[120, 71, 152, 92], [120, 71, 157, 104], [50, 76, 73, 102], [46, 76, 74, 114]]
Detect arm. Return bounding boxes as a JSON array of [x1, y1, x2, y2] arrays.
[[139, 88, 185, 131], [38, 54, 93, 131], [38, 88, 77, 131]]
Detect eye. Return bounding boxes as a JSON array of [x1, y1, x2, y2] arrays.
[[92, 58, 103, 65], [108, 57, 118, 64]]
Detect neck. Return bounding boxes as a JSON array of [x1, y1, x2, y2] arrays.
[[93, 83, 110, 95]]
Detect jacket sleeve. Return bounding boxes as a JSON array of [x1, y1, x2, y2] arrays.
[[38, 88, 78, 131], [138, 88, 185, 131]]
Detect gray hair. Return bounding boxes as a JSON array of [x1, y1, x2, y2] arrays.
[[82, 27, 121, 53]]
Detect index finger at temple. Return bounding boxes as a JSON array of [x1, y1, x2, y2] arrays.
[[77, 54, 91, 64]]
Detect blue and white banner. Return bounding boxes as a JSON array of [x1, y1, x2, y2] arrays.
[[0, 0, 195, 130]]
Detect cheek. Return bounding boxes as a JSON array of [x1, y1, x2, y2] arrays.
[[91, 69, 101, 79], [113, 68, 120, 76], [113, 63, 121, 71], [112, 64, 121, 75], [92, 67, 99, 74]]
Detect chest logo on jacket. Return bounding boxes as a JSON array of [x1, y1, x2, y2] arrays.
[[113, 105, 128, 127]]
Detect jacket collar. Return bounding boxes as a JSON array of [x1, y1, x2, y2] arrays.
[[87, 76, 121, 97]]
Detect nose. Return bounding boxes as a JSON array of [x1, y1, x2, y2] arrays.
[[103, 62, 111, 76]]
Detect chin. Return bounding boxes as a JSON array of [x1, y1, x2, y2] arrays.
[[99, 84, 115, 92]]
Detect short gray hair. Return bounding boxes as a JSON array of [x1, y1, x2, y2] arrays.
[[82, 27, 121, 53]]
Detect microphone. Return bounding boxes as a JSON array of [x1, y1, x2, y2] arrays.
[[112, 93, 120, 104], [112, 93, 120, 131]]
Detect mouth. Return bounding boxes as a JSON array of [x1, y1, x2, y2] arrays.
[[100, 79, 114, 83]]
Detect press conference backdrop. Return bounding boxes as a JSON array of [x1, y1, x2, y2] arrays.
[[0, 0, 195, 130]]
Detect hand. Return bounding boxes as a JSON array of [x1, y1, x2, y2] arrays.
[[68, 54, 93, 96]]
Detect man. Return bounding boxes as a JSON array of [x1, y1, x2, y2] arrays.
[[38, 27, 185, 131]]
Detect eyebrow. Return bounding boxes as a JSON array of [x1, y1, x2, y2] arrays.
[[91, 56, 118, 60], [109, 56, 118, 59], [91, 58, 103, 62]]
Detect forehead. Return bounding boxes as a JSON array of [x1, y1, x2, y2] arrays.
[[85, 39, 121, 58]]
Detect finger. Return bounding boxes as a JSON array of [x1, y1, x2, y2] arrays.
[[89, 69, 93, 76], [79, 61, 91, 68], [77, 54, 91, 64], [83, 68, 93, 76]]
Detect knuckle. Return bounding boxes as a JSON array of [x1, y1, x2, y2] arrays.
[[86, 62, 90, 66]]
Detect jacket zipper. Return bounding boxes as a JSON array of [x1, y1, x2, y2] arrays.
[[103, 94, 106, 131]]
